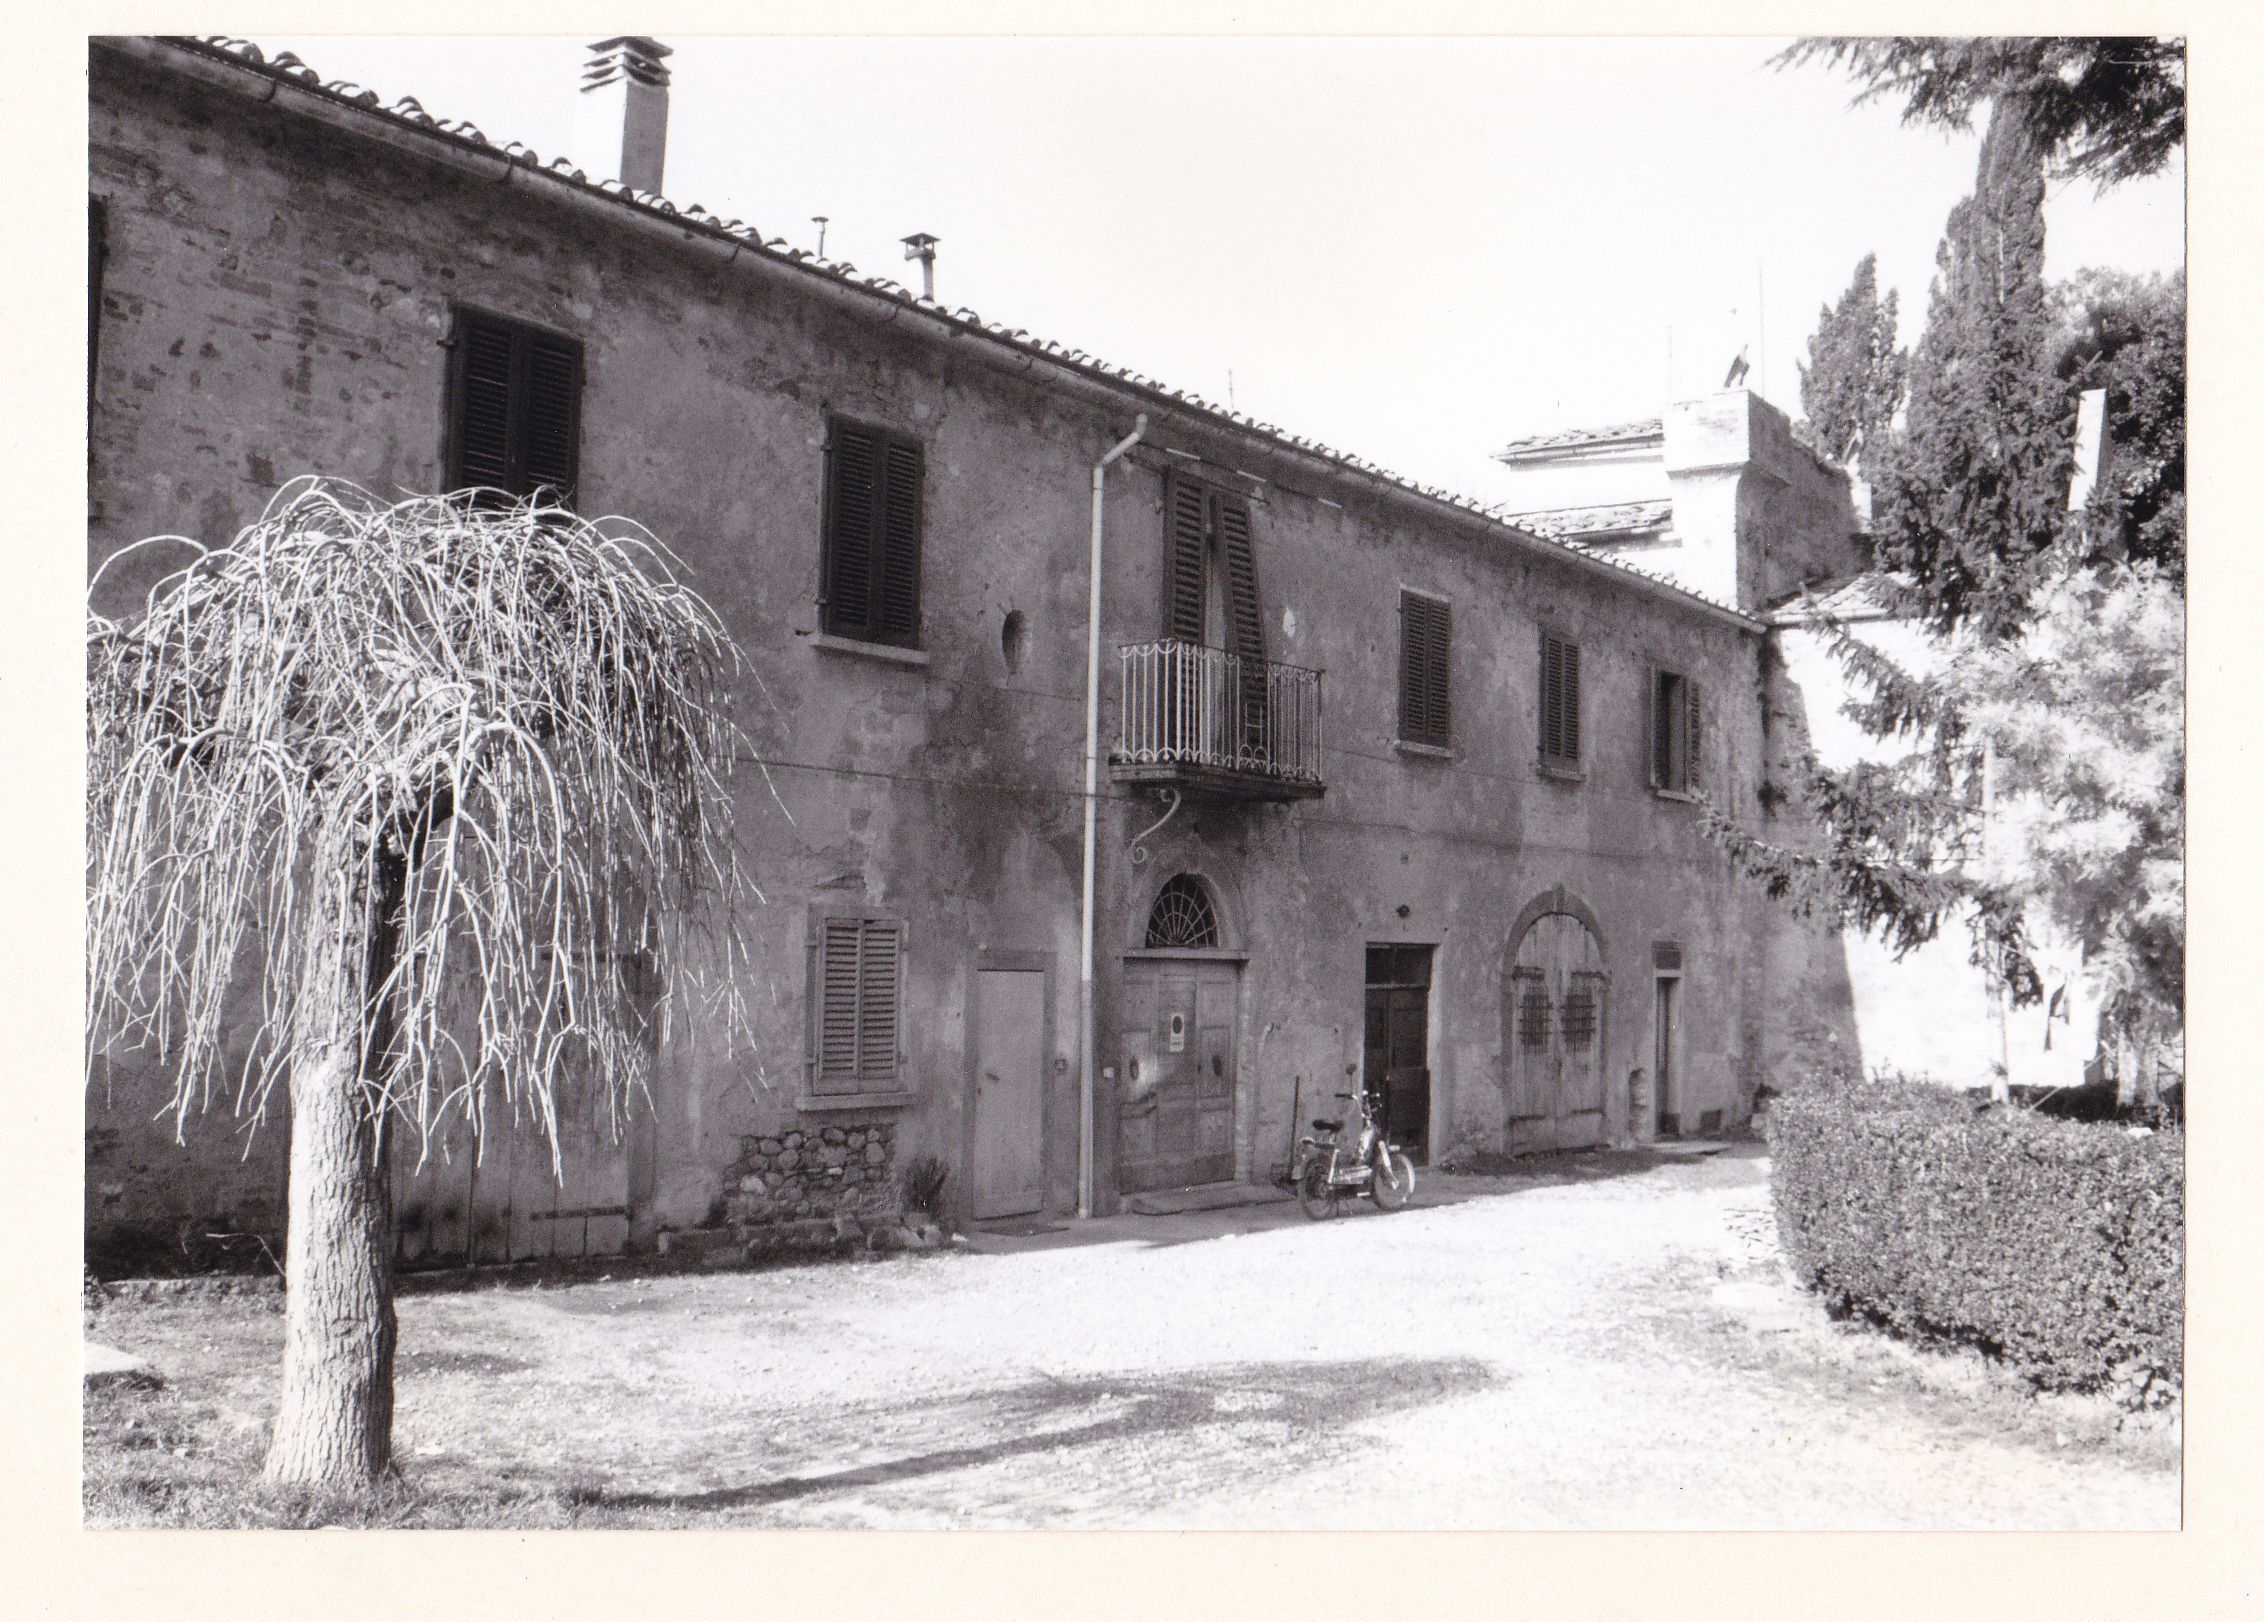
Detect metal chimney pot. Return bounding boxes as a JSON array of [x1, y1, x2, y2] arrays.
[[901, 233, 940, 301]]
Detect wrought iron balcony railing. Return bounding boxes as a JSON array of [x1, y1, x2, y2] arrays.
[[1112, 638, 1325, 798]]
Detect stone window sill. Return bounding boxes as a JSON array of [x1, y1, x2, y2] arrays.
[[796, 1089, 918, 1112], [1536, 757, 1586, 784], [1394, 739, 1456, 761], [810, 632, 931, 669], [1652, 786, 1699, 804]]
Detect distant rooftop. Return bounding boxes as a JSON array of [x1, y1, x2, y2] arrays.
[[1495, 418, 1664, 461]]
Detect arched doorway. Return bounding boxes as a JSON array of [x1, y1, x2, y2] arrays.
[[1118, 873, 1241, 1192], [1505, 889, 1609, 1153]]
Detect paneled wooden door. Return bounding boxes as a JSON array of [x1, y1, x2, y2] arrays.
[[1507, 913, 1607, 1153], [972, 969, 1048, 1219], [1117, 958, 1239, 1193]]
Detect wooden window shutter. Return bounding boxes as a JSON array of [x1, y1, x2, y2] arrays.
[[1215, 493, 1266, 665], [815, 918, 865, 1086], [520, 330, 582, 508], [1561, 640, 1582, 760], [446, 308, 583, 509], [822, 420, 879, 636], [1163, 471, 1208, 643], [1541, 634, 1580, 763], [1215, 491, 1269, 746], [814, 916, 903, 1091], [878, 437, 924, 642], [1399, 594, 1422, 740], [1647, 669, 1665, 788], [1686, 678, 1703, 791], [856, 919, 903, 1082], [449, 311, 518, 497], [1401, 593, 1450, 748], [821, 419, 923, 647]]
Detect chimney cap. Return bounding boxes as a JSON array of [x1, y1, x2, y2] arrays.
[[584, 36, 673, 89], [902, 232, 940, 256]]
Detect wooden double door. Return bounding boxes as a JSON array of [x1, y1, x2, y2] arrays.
[[388, 1074, 632, 1268], [1507, 912, 1608, 1152], [1117, 958, 1240, 1193]]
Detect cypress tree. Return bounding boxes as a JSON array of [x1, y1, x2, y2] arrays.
[[1797, 254, 1907, 473], [1869, 106, 2073, 641]]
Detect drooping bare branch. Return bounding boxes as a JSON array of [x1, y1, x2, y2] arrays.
[[87, 480, 758, 1173]]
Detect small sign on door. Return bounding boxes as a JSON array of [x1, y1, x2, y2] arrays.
[[1167, 1011, 1187, 1053]]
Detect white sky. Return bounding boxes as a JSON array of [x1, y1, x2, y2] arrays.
[[249, 34, 2191, 499]]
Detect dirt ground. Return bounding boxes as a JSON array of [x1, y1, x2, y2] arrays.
[[83, 1143, 2180, 1529]]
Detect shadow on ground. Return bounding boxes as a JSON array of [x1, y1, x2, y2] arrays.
[[587, 1354, 1497, 1515]]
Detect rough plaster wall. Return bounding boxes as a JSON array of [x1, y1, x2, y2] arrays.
[[88, 50, 1780, 1250]]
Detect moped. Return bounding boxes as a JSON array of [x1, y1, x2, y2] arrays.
[[1293, 1085, 1416, 1220]]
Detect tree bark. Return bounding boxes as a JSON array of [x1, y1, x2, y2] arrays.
[[262, 835, 405, 1489]]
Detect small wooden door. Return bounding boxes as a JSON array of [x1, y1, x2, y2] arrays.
[[1118, 958, 1239, 1192], [1363, 945, 1432, 1162], [1507, 912, 1607, 1153], [1653, 973, 1681, 1137], [972, 969, 1047, 1219]]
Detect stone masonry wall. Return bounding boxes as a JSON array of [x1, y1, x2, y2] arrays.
[[723, 1121, 898, 1228]]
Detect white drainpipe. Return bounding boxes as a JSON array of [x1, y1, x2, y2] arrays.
[[1080, 414, 1149, 1218]]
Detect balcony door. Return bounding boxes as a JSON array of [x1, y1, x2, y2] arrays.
[[1164, 470, 1267, 760]]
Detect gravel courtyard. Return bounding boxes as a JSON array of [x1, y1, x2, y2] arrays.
[[84, 1142, 2179, 1529]]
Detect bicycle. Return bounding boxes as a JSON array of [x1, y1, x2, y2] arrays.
[[1293, 1086, 1417, 1220]]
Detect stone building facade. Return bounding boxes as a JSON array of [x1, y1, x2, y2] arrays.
[[88, 35, 1797, 1268]]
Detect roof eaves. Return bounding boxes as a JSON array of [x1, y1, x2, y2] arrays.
[[148, 35, 1762, 634]]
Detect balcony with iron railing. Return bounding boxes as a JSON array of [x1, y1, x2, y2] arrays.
[[1110, 638, 1326, 800]]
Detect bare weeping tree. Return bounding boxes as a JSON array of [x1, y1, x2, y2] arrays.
[[87, 481, 753, 1489]]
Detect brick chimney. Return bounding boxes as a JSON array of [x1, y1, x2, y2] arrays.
[[576, 36, 672, 195]]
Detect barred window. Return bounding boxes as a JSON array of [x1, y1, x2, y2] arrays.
[[1517, 977, 1553, 1048], [1560, 981, 1598, 1047]]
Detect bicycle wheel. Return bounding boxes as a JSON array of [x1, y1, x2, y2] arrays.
[[1370, 1149, 1416, 1212], [1297, 1160, 1339, 1221]]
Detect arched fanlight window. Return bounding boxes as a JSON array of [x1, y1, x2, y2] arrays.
[[1144, 873, 1221, 950]]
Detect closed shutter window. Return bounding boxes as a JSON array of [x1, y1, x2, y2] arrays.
[[813, 916, 905, 1093], [445, 307, 583, 509], [1399, 591, 1451, 748], [821, 417, 924, 647], [1650, 669, 1701, 793], [1540, 633, 1582, 765]]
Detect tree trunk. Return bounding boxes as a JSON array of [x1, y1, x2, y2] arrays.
[[262, 837, 405, 1490]]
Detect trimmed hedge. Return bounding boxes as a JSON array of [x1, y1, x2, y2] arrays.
[[1767, 1076, 2183, 1399]]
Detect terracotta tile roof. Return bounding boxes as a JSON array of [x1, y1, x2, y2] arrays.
[[1495, 418, 1664, 460], [144, 36, 1763, 631], [1767, 571, 1905, 626], [1493, 499, 1674, 541]]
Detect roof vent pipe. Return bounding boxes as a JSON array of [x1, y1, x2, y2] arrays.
[[577, 36, 672, 195]]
